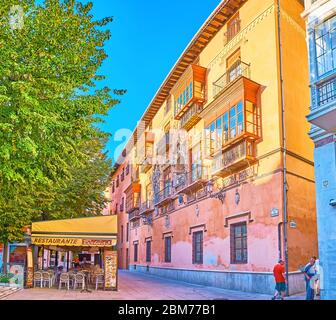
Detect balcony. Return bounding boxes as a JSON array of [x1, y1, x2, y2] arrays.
[[126, 194, 140, 214], [129, 209, 140, 221], [156, 133, 171, 168], [140, 146, 154, 173], [211, 139, 257, 177], [213, 60, 250, 97], [173, 64, 207, 120], [154, 182, 173, 206], [205, 73, 261, 159], [140, 200, 155, 215], [174, 166, 210, 194], [180, 103, 204, 131], [307, 75, 336, 132]]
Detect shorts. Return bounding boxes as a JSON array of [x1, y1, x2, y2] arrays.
[[275, 282, 286, 292]]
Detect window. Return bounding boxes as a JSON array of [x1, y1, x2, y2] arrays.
[[174, 81, 194, 116], [120, 197, 124, 212], [134, 243, 138, 262], [126, 164, 130, 175], [226, 13, 240, 43], [165, 97, 171, 114], [315, 15, 336, 77], [192, 231, 203, 264], [146, 240, 151, 263], [191, 143, 202, 182], [126, 223, 129, 242], [112, 181, 115, 193], [121, 225, 124, 243], [121, 168, 125, 181], [116, 175, 119, 188], [164, 236, 172, 263], [231, 222, 248, 264], [206, 100, 245, 155]]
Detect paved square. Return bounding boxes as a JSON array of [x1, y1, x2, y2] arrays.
[[2, 271, 306, 300]]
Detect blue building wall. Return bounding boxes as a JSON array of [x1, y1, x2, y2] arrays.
[[306, 9, 336, 300], [314, 140, 336, 300]]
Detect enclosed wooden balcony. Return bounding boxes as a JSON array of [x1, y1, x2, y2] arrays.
[[173, 64, 207, 121], [211, 139, 257, 177], [205, 69, 261, 159], [180, 103, 204, 131], [126, 192, 141, 214]]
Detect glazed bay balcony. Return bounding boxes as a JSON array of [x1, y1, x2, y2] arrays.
[[173, 64, 207, 121], [180, 103, 204, 131], [211, 139, 257, 177], [307, 75, 336, 132], [205, 64, 261, 161], [174, 166, 210, 194]]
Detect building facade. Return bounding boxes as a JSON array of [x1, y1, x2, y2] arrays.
[[302, 0, 336, 300], [110, 0, 318, 295]]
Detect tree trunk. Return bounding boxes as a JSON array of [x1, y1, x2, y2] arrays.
[[2, 242, 8, 274]]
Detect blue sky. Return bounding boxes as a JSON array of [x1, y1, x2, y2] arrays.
[[90, 0, 221, 163]]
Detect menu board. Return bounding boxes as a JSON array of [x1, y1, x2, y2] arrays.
[[26, 247, 33, 288], [104, 250, 117, 290]]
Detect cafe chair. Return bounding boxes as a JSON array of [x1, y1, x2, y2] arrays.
[[95, 273, 105, 290], [59, 273, 70, 290], [73, 272, 85, 290], [33, 271, 43, 288], [42, 271, 53, 288]]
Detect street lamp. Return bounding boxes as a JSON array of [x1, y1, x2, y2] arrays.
[[207, 180, 226, 204]]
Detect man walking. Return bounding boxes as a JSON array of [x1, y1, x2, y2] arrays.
[[303, 257, 317, 300], [272, 259, 287, 300]]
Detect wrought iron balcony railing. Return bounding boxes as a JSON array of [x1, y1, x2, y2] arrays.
[[154, 182, 173, 206], [314, 76, 336, 109], [174, 166, 210, 193], [212, 139, 256, 177], [140, 200, 154, 215], [213, 61, 250, 97], [129, 210, 140, 221]]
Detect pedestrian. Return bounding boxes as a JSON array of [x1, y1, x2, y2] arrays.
[[272, 259, 287, 300], [303, 256, 317, 300]]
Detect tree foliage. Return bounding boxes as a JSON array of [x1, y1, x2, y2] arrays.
[[0, 0, 121, 243]]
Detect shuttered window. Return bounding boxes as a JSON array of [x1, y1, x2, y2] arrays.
[[230, 222, 248, 264], [164, 237, 172, 263], [192, 231, 203, 264], [146, 240, 151, 262]]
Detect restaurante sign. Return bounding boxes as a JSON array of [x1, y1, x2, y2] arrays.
[[31, 237, 116, 247]]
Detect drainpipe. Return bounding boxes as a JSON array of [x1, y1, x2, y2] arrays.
[[276, 0, 289, 297]]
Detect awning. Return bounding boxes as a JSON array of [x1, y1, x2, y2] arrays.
[[31, 215, 118, 247]]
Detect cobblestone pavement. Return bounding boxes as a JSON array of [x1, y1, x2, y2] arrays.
[[0, 286, 21, 300], [3, 270, 307, 300]]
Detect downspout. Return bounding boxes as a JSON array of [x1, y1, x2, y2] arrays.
[[276, 0, 289, 296]]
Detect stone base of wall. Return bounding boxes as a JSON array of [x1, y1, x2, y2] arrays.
[[129, 265, 305, 295]]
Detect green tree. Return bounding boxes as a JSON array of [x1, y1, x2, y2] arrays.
[[0, 0, 123, 252]]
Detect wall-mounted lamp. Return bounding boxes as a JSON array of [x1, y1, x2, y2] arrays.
[[207, 180, 226, 204], [330, 199, 336, 207]]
